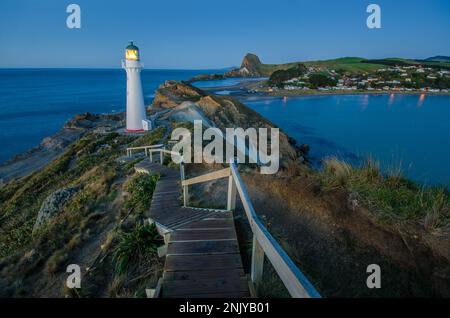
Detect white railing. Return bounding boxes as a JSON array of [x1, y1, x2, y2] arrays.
[[126, 144, 164, 157], [181, 162, 321, 298], [126, 145, 321, 298]]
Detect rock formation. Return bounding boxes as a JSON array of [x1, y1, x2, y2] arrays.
[[152, 80, 305, 168], [33, 186, 80, 233], [225, 53, 264, 77], [152, 80, 206, 109]]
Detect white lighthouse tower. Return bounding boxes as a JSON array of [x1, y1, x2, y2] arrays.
[[122, 41, 151, 132]]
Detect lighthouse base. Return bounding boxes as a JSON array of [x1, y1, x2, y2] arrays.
[[125, 119, 152, 133]]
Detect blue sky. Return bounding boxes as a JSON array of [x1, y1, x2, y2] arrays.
[[0, 0, 449, 69]]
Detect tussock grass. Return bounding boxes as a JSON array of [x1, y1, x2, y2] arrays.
[[112, 223, 161, 275], [0, 132, 127, 264], [129, 127, 165, 147], [319, 157, 450, 228], [124, 173, 159, 215]]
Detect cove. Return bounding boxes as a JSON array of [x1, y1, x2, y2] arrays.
[[243, 93, 450, 187]]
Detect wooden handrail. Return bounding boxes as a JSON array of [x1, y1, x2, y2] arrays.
[[180, 162, 321, 298], [182, 168, 231, 186], [135, 144, 320, 298], [127, 144, 164, 151], [126, 144, 164, 157], [230, 162, 320, 298]]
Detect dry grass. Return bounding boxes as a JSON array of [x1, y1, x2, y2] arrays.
[[319, 157, 450, 228]]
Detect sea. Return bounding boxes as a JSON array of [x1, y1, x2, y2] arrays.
[[1, 69, 449, 186], [0, 68, 212, 163]]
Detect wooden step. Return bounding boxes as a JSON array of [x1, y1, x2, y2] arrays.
[[136, 157, 249, 298]]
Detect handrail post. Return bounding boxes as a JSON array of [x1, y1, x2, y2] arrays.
[[150, 150, 153, 162], [251, 235, 264, 287], [180, 160, 185, 181], [227, 173, 236, 211], [180, 159, 188, 207], [160, 147, 164, 165], [145, 148, 148, 157]]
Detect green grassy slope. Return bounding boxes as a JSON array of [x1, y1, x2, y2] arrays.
[[257, 57, 383, 75], [256, 56, 450, 76]]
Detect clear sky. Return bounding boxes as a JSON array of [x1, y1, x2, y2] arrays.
[[0, 0, 449, 69]]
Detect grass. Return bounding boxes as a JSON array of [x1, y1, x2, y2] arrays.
[[258, 56, 450, 77], [304, 57, 382, 73], [129, 127, 165, 147], [124, 173, 160, 215], [0, 124, 169, 297], [0, 132, 128, 260], [318, 157, 450, 228], [113, 223, 162, 275], [257, 57, 383, 76]]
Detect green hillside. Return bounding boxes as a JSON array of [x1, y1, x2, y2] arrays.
[[256, 57, 386, 75], [362, 58, 450, 70], [251, 56, 450, 76]]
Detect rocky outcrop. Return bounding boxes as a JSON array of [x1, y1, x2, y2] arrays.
[[152, 80, 303, 167], [225, 53, 263, 77], [186, 73, 225, 83], [152, 80, 206, 109], [64, 112, 124, 131], [196, 96, 222, 115], [0, 113, 124, 183], [33, 187, 79, 233]]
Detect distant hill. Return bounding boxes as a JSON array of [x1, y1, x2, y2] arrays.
[[225, 54, 389, 77], [225, 54, 450, 77], [364, 58, 450, 70], [425, 56, 450, 62]]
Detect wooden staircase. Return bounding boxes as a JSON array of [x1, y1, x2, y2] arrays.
[[128, 145, 321, 299], [134, 157, 249, 298]]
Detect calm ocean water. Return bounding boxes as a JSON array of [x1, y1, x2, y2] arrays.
[[1, 69, 449, 186], [0, 68, 215, 163], [242, 94, 450, 186]]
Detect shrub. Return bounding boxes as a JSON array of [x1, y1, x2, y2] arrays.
[[113, 223, 161, 275], [130, 127, 165, 147], [269, 64, 307, 86], [319, 157, 450, 226], [124, 174, 159, 215], [308, 73, 337, 88]]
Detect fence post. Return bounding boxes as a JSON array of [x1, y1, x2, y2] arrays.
[[145, 148, 148, 157], [150, 150, 153, 162], [160, 147, 164, 165], [227, 174, 237, 211], [251, 235, 264, 287], [180, 160, 188, 207], [180, 160, 185, 180]]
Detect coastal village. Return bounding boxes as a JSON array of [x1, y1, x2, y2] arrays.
[[269, 65, 450, 93], [211, 53, 450, 95]]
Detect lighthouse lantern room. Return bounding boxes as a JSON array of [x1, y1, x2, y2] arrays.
[[122, 41, 151, 132]]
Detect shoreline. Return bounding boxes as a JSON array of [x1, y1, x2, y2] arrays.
[[195, 78, 450, 98], [2, 79, 449, 186], [264, 89, 450, 98]]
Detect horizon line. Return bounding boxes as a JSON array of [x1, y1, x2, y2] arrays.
[[0, 54, 448, 70]]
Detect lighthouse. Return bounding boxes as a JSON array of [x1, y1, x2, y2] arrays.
[[122, 41, 151, 132]]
